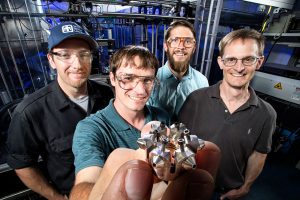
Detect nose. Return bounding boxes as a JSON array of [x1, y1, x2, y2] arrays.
[[234, 60, 245, 72], [134, 80, 147, 94], [178, 39, 185, 48], [70, 54, 83, 69]]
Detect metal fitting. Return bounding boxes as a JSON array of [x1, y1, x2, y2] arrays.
[[137, 122, 205, 181]]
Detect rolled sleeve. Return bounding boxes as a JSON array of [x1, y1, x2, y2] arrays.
[[72, 118, 106, 174], [6, 111, 40, 169]]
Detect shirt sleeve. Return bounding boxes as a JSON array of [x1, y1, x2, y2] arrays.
[[255, 104, 277, 154], [72, 116, 107, 174], [6, 110, 40, 169]]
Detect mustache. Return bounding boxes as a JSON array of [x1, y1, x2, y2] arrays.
[[173, 50, 187, 54]]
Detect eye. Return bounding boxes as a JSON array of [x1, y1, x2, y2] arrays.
[[185, 39, 193, 44], [121, 75, 134, 82], [58, 52, 71, 58], [225, 57, 236, 62], [143, 77, 154, 84], [170, 38, 179, 43], [244, 56, 255, 62], [79, 51, 91, 57]]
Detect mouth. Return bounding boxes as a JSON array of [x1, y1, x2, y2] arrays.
[[174, 51, 187, 57], [128, 95, 147, 101], [70, 72, 87, 79], [231, 73, 245, 77]]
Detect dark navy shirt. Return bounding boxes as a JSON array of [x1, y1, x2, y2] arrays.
[[179, 82, 276, 189], [6, 80, 114, 194]]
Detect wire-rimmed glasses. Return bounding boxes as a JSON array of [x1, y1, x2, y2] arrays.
[[167, 37, 196, 48], [221, 56, 262, 67]]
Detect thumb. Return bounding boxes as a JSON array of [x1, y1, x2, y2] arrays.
[[101, 160, 154, 200]]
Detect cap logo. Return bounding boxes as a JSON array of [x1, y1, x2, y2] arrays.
[[62, 25, 74, 33]]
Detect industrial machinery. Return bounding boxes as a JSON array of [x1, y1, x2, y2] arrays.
[[1, 0, 300, 199], [249, 0, 300, 166]]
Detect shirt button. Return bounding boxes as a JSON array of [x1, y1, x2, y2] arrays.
[[225, 109, 228, 113]]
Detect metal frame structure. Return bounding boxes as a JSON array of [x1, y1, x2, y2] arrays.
[[0, 0, 223, 105]]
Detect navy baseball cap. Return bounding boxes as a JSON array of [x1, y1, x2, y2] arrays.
[[48, 22, 98, 51]]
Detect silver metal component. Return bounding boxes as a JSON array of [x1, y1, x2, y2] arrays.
[[137, 122, 205, 181]]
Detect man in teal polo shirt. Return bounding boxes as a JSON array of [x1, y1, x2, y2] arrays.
[[148, 20, 208, 122], [70, 45, 170, 199]]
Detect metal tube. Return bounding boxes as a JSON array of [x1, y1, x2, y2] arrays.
[[0, 47, 19, 99], [24, 0, 47, 86], [193, 0, 206, 67], [7, 0, 37, 91], [0, 21, 25, 96], [162, 24, 166, 65], [205, 0, 223, 78], [151, 23, 155, 53], [200, 0, 214, 73], [140, 23, 144, 46], [0, 11, 194, 21], [155, 23, 159, 57], [145, 24, 149, 49], [0, 61, 13, 103]]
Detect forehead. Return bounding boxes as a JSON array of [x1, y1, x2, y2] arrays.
[[169, 26, 194, 38], [223, 38, 259, 57], [53, 38, 90, 50], [117, 56, 155, 76]]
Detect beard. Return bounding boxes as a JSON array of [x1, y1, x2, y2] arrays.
[[166, 49, 192, 74]]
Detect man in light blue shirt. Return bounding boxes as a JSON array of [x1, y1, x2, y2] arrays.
[[148, 20, 208, 122]]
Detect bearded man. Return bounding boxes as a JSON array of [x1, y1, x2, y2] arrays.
[[148, 20, 209, 122]]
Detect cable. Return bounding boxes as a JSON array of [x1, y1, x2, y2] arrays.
[[273, 9, 290, 40], [18, 19, 41, 32], [261, 6, 272, 33]]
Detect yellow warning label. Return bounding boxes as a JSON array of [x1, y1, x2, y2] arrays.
[[274, 82, 282, 90]]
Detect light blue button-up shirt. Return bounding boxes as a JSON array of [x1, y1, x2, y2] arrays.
[[148, 62, 209, 121]]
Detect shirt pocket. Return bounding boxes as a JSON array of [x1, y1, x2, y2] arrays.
[[50, 135, 74, 160]]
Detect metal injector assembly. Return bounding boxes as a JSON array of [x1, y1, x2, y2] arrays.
[[137, 122, 205, 181]]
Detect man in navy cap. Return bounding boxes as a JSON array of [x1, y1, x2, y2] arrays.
[[6, 22, 114, 199]]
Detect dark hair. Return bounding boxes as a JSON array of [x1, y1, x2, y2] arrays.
[[218, 29, 265, 57], [164, 20, 196, 41], [109, 45, 159, 75]]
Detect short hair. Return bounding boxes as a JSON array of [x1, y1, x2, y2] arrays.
[[164, 20, 196, 41], [109, 45, 159, 75], [218, 29, 265, 57]]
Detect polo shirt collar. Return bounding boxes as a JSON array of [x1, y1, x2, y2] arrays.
[[163, 61, 192, 80], [209, 81, 259, 107], [102, 99, 154, 131]]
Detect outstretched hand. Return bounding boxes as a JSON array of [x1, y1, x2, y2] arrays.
[[88, 121, 221, 200]]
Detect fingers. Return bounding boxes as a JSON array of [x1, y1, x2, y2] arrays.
[[162, 169, 214, 200], [196, 141, 221, 179], [101, 160, 154, 200]]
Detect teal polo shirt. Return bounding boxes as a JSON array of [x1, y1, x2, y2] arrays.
[[148, 61, 209, 122], [73, 99, 169, 174]]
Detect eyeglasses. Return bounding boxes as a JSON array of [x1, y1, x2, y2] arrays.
[[50, 50, 92, 64], [221, 56, 262, 67], [167, 37, 196, 48], [115, 73, 157, 90]]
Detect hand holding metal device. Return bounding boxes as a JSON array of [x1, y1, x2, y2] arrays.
[[137, 122, 205, 181]]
